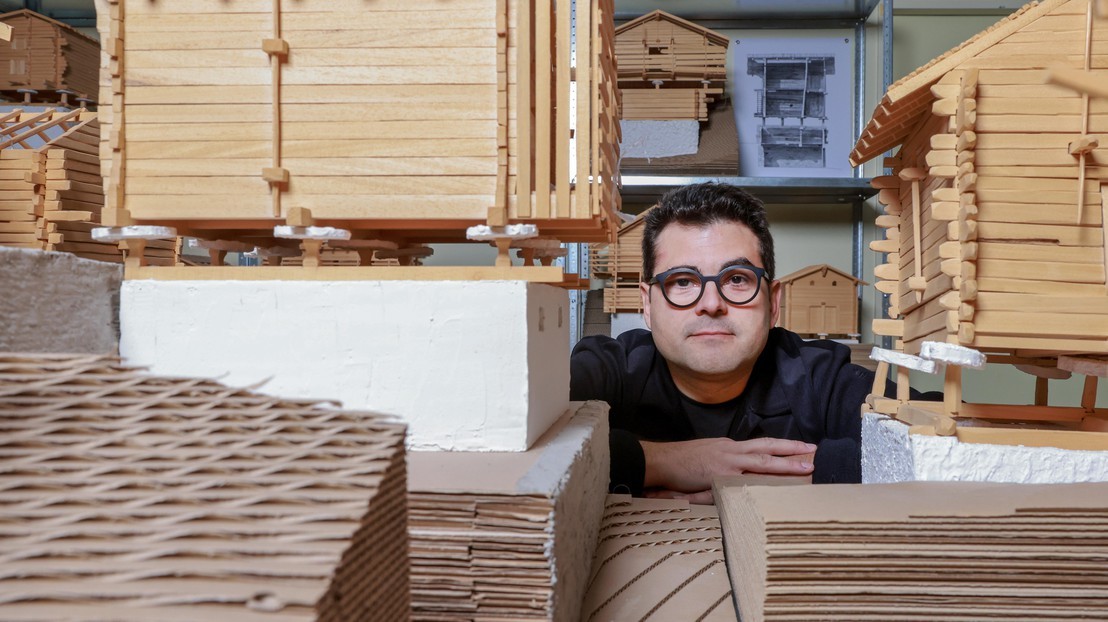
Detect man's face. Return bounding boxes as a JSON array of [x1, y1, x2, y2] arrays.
[[640, 220, 781, 386]]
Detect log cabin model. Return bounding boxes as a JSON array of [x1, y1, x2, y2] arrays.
[[851, 0, 1108, 448]]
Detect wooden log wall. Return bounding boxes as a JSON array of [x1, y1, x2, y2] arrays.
[[96, 0, 619, 246], [875, 44, 1108, 357], [0, 11, 99, 99], [0, 112, 174, 265], [619, 87, 722, 121]]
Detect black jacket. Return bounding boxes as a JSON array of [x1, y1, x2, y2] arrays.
[[570, 327, 870, 494]]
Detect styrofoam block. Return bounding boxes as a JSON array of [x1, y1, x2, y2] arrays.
[[619, 120, 699, 158], [120, 279, 570, 451], [0, 247, 121, 354], [919, 340, 986, 369], [862, 412, 1108, 484], [870, 346, 939, 374]]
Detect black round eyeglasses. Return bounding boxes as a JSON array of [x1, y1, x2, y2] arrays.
[[647, 265, 770, 308]]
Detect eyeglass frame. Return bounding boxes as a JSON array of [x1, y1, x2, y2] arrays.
[[647, 264, 771, 308]]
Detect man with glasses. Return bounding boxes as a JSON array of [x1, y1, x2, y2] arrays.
[[571, 182, 875, 503]]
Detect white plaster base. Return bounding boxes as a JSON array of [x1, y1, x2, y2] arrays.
[[619, 120, 699, 158], [120, 279, 570, 451], [610, 312, 647, 337], [862, 411, 1108, 484], [0, 248, 121, 354]]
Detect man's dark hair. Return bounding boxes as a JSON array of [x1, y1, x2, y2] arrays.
[[641, 182, 775, 282]]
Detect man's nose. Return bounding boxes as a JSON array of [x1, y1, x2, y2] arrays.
[[695, 279, 728, 315]]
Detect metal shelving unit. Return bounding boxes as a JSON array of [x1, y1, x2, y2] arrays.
[[613, 0, 893, 309]]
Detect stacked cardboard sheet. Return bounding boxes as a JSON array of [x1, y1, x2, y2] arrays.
[[580, 495, 736, 622], [715, 479, 1108, 622], [0, 353, 409, 622], [408, 401, 609, 622]]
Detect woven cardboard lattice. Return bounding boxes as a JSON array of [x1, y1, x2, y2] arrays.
[[580, 495, 735, 622], [0, 353, 409, 622]]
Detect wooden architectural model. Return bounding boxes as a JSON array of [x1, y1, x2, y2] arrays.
[[776, 263, 865, 338], [0, 10, 98, 105], [0, 108, 174, 265], [851, 0, 1107, 443], [591, 210, 648, 313], [614, 11, 728, 122], [94, 0, 620, 275]]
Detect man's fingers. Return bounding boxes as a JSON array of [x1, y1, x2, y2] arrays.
[[733, 437, 818, 456], [734, 454, 814, 475], [681, 490, 715, 505]]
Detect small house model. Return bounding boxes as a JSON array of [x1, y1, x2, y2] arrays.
[[851, 0, 1106, 435], [776, 264, 865, 338], [614, 10, 728, 122], [94, 0, 621, 270], [0, 109, 173, 265], [591, 209, 648, 313], [0, 10, 98, 104]]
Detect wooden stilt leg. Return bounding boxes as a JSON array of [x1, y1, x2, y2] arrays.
[[1083, 376, 1099, 413], [1035, 376, 1049, 406], [872, 360, 889, 397], [494, 238, 512, 267], [300, 240, 322, 268], [944, 365, 961, 418], [896, 366, 910, 403]]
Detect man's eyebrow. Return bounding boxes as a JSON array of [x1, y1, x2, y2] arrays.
[[722, 257, 759, 269], [660, 263, 702, 273]]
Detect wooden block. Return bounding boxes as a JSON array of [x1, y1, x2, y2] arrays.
[[872, 319, 904, 337], [486, 205, 507, 227], [870, 175, 899, 189], [897, 403, 957, 436], [1069, 135, 1099, 155], [262, 167, 289, 183], [931, 187, 959, 203], [286, 206, 313, 227], [262, 38, 289, 56]]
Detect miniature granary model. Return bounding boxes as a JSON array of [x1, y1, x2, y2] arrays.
[[0, 108, 174, 265], [851, 0, 1107, 434], [0, 10, 97, 105], [590, 208, 649, 313], [776, 263, 866, 339], [94, 0, 620, 270], [614, 10, 729, 122]]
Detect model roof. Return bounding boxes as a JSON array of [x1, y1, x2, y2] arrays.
[[614, 9, 730, 47], [849, 0, 1065, 166], [777, 263, 866, 285]]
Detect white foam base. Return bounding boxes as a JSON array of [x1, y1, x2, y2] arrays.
[[862, 411, 1108, 484], [120, 279, 570, 451], [619, 120, 699, 158]]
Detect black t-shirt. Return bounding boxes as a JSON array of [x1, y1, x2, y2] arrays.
[[570, 327, 871, 494]]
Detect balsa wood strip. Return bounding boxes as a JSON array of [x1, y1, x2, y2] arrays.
[[533, 0, 552, 220]]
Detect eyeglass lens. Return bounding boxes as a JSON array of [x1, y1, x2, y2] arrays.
[[660, 266, 761, 307]]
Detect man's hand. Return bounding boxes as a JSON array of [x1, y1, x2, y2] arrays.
[[641, 437, 817, 494]]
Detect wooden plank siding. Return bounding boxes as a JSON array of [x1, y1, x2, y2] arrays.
[[105, 0, 618, 244]]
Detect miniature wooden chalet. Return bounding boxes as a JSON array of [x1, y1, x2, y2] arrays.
[[0, 10, 98, 105], [614, 10, 729, 122], [776, 264, 865, 338], [851, 0, 1107, 440], [94, 0, 620, 273], [0, 109, 173, 265], [591, 210, 648, 313]]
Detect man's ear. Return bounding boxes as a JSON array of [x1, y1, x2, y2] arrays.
[[768, 279, 782, 327], [640, 281, 652, 330]]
